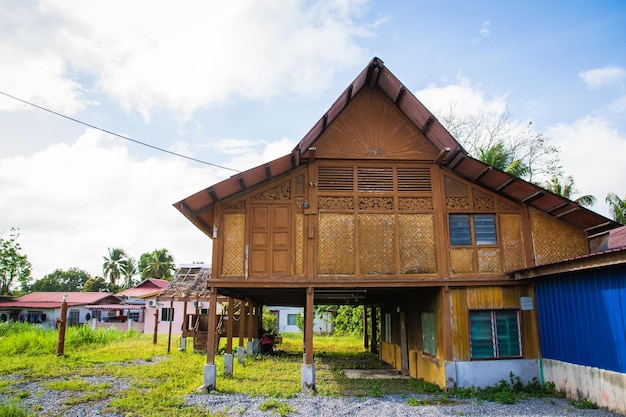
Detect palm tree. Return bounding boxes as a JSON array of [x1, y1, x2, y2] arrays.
[[606, 192, 626, 224], [140, 249, 175, 280], [545, 175, 596, 208], [120, 257, 138, 289], [102, 248, 126, 286], [478, 141, 529, 178]]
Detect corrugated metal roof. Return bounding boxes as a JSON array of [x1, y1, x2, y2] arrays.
[[15, 292, 119, 304], [173, 57, 620, 238], [116, 279, 170, 297], [87, 304, 144, 310]]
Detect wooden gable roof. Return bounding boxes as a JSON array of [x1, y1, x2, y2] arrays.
[[174, 57, 620, 237]]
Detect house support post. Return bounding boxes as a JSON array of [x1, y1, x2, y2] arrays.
[[237, 300, 245, 365], [204, 287, 218, 391], [302, 287, 315, 392], [167, 300, 174, 354], [246, 302, 255, 355], [370, 304, 378, 354], [180, 301, 188, 352], [56, 295, 68, 356], [152, 307, 158, 345], [224, 297, 235, 376], [363, 305, 369, 349]]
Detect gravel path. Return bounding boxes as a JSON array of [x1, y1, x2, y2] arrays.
[[2, 375, 624, 417]]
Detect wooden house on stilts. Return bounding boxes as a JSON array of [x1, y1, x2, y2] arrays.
[[174, 58, 620, 392]]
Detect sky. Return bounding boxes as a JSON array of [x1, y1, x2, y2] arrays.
[[2, 0, 626, 283]]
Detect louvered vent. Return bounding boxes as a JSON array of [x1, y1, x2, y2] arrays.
[[358, 168, 393, 192], [398, 168, 431, 192], [318, 167, 354, 191]]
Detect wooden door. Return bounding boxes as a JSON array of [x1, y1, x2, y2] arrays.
[[250, 204, 291, 277]]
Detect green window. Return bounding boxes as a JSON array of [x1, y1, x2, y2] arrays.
[[449, 214, 497, 246], [287, 314, 297, 326], [469, 310, 521, 359], [384, 313, 392, 343], [421, 312, 436, 355]]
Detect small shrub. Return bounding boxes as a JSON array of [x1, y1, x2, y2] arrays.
[[259, 399, 295, 417], [570, 397, 597, 409], [0, 400, 31, 417]]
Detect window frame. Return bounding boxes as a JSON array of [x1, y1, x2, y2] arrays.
[[287, 313, 297, 326], [469, 309, 522, 360], [384, 313, 392, 343], [161, 307, 174, 322], [449, 213, 498, 247]]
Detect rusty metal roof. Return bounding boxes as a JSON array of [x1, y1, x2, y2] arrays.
[[116, 278, 170, 298], [174, 57, 620, 237]]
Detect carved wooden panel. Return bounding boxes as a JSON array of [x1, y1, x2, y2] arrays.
[[358, 196, 394, 210], [313, 88, 439, 160], [477, 248, 500, 273], [295, 213, 304, 276], [398, 214, 437, 274], [446, 197, 470, 210], [530, 210, 588, 265], [319, 196, 355, 210], [450, 248, 474, 274], [318, 214, 355, 275], [222, 213, 245, 276], [500, 214, 526, 272], [359, 214, 396, 275], [398, 197, 433, 211], [225, 200, 246, 210], [251, 181, 291, 200]]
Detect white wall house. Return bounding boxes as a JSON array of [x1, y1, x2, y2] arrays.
[[266, 306, 333, 334]]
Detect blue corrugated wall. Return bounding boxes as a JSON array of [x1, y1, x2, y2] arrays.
[[534, 265, 626, 373]]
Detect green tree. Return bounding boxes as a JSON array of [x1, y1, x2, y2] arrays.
[[545, 175, 596, 208], [0, 228, 32, 295], [83, 276, 118, 293], [439, 109, 561, 183], [606, 192, 626, 224], [30, 268, 91, 292], [138, 249, 175, 280], [316, 305, 364, 336], [478, 141, 529, 178], [120, 257, 138, 289], [102, 248, 127, 286]]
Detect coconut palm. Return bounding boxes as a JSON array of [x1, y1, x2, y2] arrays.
[[545, 175, 596, 208], [120, 257, 138, 289], [606, 192, 626, 224], [140, 249, 175, 280], [102, 248, 126, 286], [478, 141, 529, 178]]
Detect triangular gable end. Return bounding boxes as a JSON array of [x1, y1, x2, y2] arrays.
[[313, 86, 439, 161]]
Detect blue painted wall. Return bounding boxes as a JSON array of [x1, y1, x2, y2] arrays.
[[534, 265, 626, 373]]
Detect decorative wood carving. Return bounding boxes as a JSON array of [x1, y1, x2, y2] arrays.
[[399, 214, 437, 274], [251, 181, 291, 200], [398, 197, 433, 211], [358, 196, 394, 211], [359, 214, 396, 275], [318, 214, 356, 275], [222, 213, 245, 276], [318, 196, 355, 210], [446, 197, 470, 210], [313, 88, 439, 160]]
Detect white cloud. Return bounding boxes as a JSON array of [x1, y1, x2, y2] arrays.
[[473, 21, 491, 43], [579, 67, 626, 90], [547, 116, 626, 217], [415, 74, 508, 119], [2, 0, 372, 120], [0, 128, 294, 280]]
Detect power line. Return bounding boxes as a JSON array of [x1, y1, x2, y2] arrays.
[[0, 90, 241, 174]]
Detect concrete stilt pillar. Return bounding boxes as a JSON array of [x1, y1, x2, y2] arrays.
[[247, 340, 254, 355], [301, 364, 316, 392], [224, 353, 234, 376], [237, 346, 245, 365], [203, 364, 216, 391]]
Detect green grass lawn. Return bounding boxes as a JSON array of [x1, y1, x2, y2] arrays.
[[0, 323, 434, 416], [0, 323, 560, 416]]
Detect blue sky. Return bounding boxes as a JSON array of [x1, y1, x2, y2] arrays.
[[1, 0, 625, 281]]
